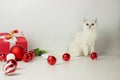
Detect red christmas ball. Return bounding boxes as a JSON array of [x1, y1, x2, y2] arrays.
[[62, 53, 71, 61], [10, 45, 26, 61], [90, 52, 98, 60], [27, 53, 32, 60], [22, 54, 30, 62], [7, 59, 17, 68], [47, 55, 56, 65], [28, 50, 35, 59]]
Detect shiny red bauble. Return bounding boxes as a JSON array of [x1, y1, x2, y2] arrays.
[[7, 59, 17, 68], [62, 53, 71, 61], [27, 53, 32, 60], [10, 45, 26, 61], [28, 50, 35, 60], [90, 52, 98, 60], [47, 55, 56, 65], [22, 50, 35, 62], [22, 54, 30, 62]]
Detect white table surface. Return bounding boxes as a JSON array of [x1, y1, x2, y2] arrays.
[[0, 55, 120, 80]]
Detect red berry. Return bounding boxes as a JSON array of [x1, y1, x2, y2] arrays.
[[47, 55, 56, 65], [62, 53, 71, 61], [22, 54, 30, 62], [90, 52, 98, 60], [13, 29, 18, 33]]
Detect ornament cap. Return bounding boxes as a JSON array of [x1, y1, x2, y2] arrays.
[[41, 53, 50, 59], [6, 53, 15, 61]]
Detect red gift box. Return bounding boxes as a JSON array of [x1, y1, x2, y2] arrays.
[[0, 32, 28, 55]]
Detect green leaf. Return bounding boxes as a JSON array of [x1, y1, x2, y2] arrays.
[[33, 48, 48, 56]]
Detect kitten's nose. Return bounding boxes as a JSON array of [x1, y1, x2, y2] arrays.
[[89, 26, 91, 28]]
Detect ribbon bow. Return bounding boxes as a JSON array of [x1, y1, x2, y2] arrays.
[[5, 29, 24, 40]]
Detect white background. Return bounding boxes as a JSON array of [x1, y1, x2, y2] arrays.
[[0, 0, 120, 55], [0, 0, 120, 80]]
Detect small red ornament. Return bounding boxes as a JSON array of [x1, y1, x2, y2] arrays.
[[22, 54, 30, 62], [28, 50, 35, 59], [47, 55, 56, 65], [62, 53, 71, 61], [10, 44, 26, 61], [27, 53, 32, 60], [90, 52, 98, 60]]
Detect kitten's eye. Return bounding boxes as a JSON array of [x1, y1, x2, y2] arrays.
[[86, 23, 89, 26], [91, 23, 94, 26]]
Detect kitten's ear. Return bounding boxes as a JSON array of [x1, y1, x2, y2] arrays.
[[83, 18, 87, 23], [94, 18, 97, 23]]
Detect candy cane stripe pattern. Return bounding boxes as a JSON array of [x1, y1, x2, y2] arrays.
[[3, 61, 16, 75]]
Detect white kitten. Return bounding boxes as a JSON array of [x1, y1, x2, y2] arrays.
[[68, 18, 97, 56]]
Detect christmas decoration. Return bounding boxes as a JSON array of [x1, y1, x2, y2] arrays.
[[3, 59, 17, 75], [22, 50, 35, 62], [22, 53, 31, 62], [41, 53, 50, 59], [7, 59, 17, 68], [0, 30, 28, 56], [90, 52, 98, 60], [5, 34, 12, 40], [47, 55, 56, 65], [10, 44, 26, 61], [28, 50, 35, 60], [27, 53, 32, 60], [5, 29, 19, 40], [0, 53, 6, 62], [62, 53, 71, 61], [33, 48, 47, 56], [11, 29, 18, 34], [6, 53, 15, 61]]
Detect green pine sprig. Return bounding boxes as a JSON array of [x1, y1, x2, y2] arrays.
[[33, 48, 47, 56]]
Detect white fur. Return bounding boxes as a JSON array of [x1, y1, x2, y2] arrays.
[[68, 18, 97, 56]]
